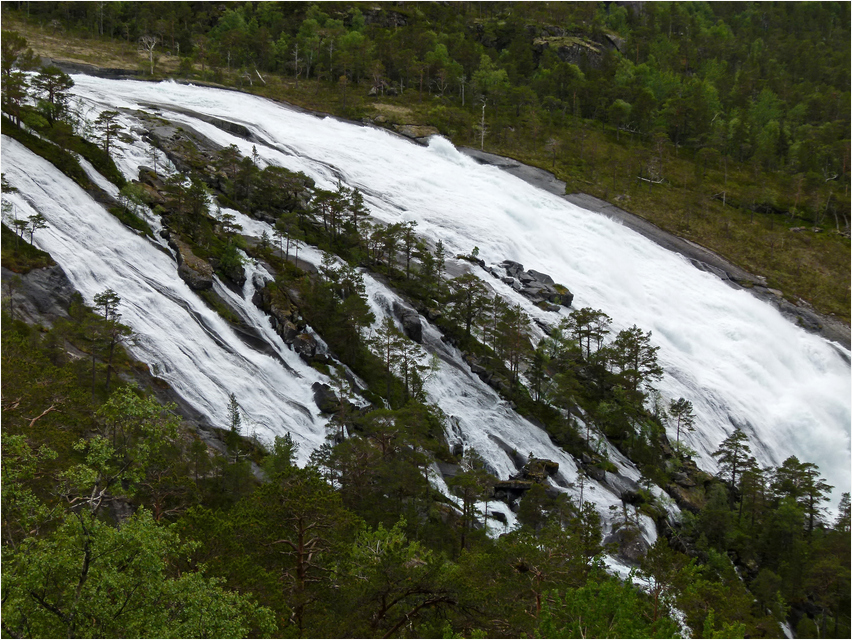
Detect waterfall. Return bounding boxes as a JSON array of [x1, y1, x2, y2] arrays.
[[4, 75, 849, 515]]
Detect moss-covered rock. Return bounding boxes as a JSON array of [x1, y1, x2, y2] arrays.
[[168, 236, 213, 290]]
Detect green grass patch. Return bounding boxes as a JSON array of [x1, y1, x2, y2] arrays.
[[196, 289, 242, 325], [107, 206, 153, 237], [1, 223, 55, 273]]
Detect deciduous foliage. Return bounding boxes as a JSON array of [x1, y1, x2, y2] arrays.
[[1, 509, 276, 639]]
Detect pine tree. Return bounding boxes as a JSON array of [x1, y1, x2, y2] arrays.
[[1, 31, 40, 126], [611, 325, 663, 399], [370, 317, 406, 403], [712, 427, 751, 502], [834, 493, 850, 533], [31, 65, 74, 125], [447, 272, 488, 346], [94, 110, 123, 154], [497, 303, 533, 384], [565, 307, 611, 359], [668, 397, 696, 450], [91, 288, 130, 396], [26, 212, 48, 244], [227, 392, 241, 435], [772, 456, 833, 535]]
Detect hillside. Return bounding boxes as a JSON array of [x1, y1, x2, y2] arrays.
[[1, 4, 851, 639]]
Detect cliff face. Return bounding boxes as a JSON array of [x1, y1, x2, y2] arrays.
[[2, 264, 74, 327]]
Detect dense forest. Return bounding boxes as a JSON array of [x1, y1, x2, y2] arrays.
[[2, 2, 851, 639]]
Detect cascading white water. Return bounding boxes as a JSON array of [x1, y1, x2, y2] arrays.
[[2, 136, 331, 463], [4, 76, 849, 515]]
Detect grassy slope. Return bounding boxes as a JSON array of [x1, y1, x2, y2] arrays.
[[8, 16, 849, 322]]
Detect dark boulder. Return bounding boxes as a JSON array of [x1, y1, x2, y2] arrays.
[[518, 458, 560, 483], [537, 302, 561, 313], [469, 361, 491, 383], [392, 301, 423, 343], [528, 269, 555, 285], [252, 272, 270, 291], [603, 472, 641, 501], [555, 285, 574, 307], [311, 382, 339, 414], [583, 463, 607, 483], [279, 320, 299, 343], [489, 511, 508, 525], [501, 260, 524, 279], [293, 333, 317, 359]]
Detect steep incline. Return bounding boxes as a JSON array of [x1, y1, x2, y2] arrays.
[[4, 75, 849, 511]]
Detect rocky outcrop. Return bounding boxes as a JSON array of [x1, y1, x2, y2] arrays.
[[493, 457, 560, 510], [392, 300, 423, 343], [522, 457, 560, 483], [1, 264, 74, 327], [498, 260, 574, 309], [461, 351, 502, 389], [210, 255, 246, 288], [492, 479, 535, 506], [393, 124, 440, 141], [362, 8, 408, 27], [139, 113, 224, 179], [604, 524, 650, 564], [252, 280, 305, 346], [167, 236, 214, 290], [665, 459, 714, 514], [528, 30, 608, 69]]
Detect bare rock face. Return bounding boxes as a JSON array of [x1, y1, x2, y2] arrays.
[[527, 269, 554, 285], [168, 237, 213, 290], [1, 265, 73, 327]]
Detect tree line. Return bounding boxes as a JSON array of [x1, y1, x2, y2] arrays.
[[11, 2, 848, 184], [4, 2, 850, 319]]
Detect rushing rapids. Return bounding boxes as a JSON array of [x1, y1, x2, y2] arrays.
[[3, 75, 849, 528]]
